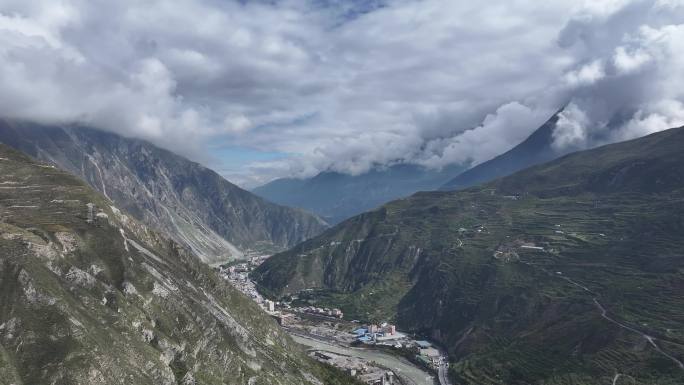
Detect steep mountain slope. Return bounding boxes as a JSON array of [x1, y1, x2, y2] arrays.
[[254, 126, 684, 384], [0, 143, 355, 385], [0, 120, 327, 264], [253, 163, 465, 224], [440, 110, 568, 191]]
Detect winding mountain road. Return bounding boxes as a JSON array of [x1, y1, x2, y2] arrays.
[[611, 373, 621, 385], [550, 268, 684, 370], [593, 298, 684, 370]]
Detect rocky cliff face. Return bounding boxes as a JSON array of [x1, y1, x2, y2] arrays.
[[254, 127, 684, 384], [0, 120, 328, 264], [0, 143, 351, 385]]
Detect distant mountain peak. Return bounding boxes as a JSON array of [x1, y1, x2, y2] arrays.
[[253, 162, 466, 224], [440, 108, 566, 191]]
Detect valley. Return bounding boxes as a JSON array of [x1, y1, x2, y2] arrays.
[[218, 253, 446, 385], [253, 127, 684, 384], [0, 144, 354, 385], [3, 2, 684, 384]]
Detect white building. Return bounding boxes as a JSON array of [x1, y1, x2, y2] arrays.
[[265, 300, 275, 312]]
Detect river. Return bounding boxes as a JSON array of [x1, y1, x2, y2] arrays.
[[290, 334, 436, 385]]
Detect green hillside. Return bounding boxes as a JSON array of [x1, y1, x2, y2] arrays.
[[254, 127, 684, 384], [0, 144, 355, 385]]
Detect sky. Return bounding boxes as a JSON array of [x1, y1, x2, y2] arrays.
[[0, 0, 683, 187]]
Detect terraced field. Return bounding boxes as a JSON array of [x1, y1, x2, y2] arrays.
[[255, 127, 684, 384]]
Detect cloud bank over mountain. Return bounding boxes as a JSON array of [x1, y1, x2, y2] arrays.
[[0, 0, 682, 186]]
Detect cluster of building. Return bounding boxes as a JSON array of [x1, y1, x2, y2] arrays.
[[257, 300, 299, 326], [220, 256, 447, 377], [218, 257, 268, 308], [293, 306, 344, 319], [353, 322, 403, 344], [221, 254, 269, 273], [413, 340, 443, 370], [218, 257, 347, 326], [309, 350, 396, 385], [353, 325, 445, 371]]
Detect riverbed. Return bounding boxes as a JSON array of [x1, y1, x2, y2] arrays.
[[290, 334, 436, 385]]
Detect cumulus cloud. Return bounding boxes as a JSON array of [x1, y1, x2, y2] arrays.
[[419, 102, 556, 168], [613, 46, 652, 74], [550, 2, 684, 151], [564, 60, 606, 86], [0, 0, 682, 186], [552, 103, 593, 150]]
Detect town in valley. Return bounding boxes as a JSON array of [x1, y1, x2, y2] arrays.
[[219, 254, 449, 385]]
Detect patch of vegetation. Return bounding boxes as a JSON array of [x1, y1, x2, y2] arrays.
[[254, 127, 684, 384], [0, 143, 359, 385]]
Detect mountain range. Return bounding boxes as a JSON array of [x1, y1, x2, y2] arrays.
[[253, 110, 570, 225], [0, 143, 355, 385], [253, 125, 684, 384], [0, 120, 328, 265], [253, 163, 466, 224]]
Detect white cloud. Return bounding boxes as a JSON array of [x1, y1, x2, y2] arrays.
[[612, 99, 684, 141], [613, 46, 652, 74], [552, 103, 592, 150], [419, 101, 555, 168], [0, 0, 682, 186], [564, 60, 606, 86]]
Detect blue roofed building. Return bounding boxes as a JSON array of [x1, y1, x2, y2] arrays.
[[357, 335, 372, 343]]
